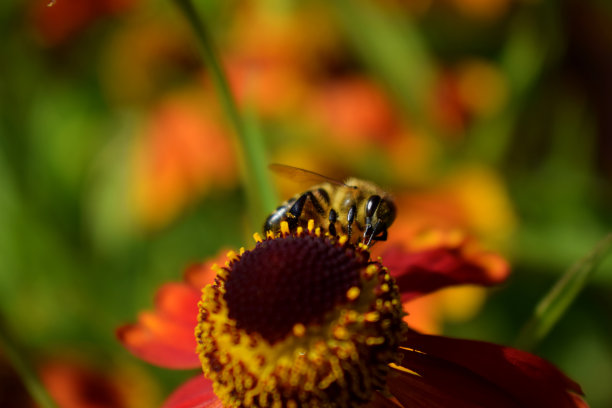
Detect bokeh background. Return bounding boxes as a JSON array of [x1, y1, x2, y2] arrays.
[[1, 0, 612, 406]]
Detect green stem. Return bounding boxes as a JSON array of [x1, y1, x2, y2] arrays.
[[171, 0, 277, 230], [0, 328, 58, 408], [172, 0, 240, 134], [515, 233, 612, 350]]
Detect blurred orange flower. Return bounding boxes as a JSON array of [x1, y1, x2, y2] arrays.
[[130, 91, 237, 229], [40, 356, 157, 408], [307, 76, 401, 150], [223, 5, 340, 116], [367, 164, 516, 333], [388, 165, 516, 250], [433, 60, 509, 135]]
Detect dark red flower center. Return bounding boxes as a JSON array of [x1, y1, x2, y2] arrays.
[[224, 234, 369, 344]]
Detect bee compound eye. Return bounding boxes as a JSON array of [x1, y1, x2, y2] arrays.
[[385, 199, 397, 223], [365, 195, 381, 218]]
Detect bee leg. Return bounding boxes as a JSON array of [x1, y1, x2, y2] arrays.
[[363, 217, 373, 243], [328, 209, 337, 236], [365, 221, 382, 247], [288, 191, 326, 229], [346, 204, 356, 241], [263, 205, 288, 233]]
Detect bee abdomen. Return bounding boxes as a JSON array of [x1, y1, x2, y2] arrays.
[[263, 205, 289, 233], [316, 188, 330, 205], [263, 189, 329, 234]]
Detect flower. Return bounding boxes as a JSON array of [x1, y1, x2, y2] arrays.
[[119, 221, 586, 407], [39, 356, 158, 408], [29, 0, 139, 46], [0, 353, 158, 408], [129, 91, 238, 229], [306, 76, 401, 150]]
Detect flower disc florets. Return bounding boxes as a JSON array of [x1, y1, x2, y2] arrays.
[[196, 221, 407, 408]]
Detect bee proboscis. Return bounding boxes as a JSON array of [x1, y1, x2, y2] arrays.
[[263, 164, 396, 246]]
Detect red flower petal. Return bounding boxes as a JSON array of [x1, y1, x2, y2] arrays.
[[156, 282, 203, 324], [117, 283, 201, 369], [388, 349, 523, 407], [161, 375, 222, 408], [382, 244, 509, 302], [118, 251, 228, 369], [366, 391, 403, 408], [393, 332, 586, 408], [184, 260, 220, 290]]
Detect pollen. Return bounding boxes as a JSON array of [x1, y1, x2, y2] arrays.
[[253, 232, 263, 243], [365, 311, 380, 322], [280, 221, 290, 235], [292, 323, 306, 337], [196, 225, 407, 408], [363, 264, 379, 279], [346, 286, 360, 301], [226, 250, 238, 261]]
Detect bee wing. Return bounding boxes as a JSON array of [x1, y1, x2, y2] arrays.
[[269, 164, 355, 188]]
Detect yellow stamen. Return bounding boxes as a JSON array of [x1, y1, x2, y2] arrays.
[[292, 323, 306, 337], [389, 363, 421, 377], [364, 311, 380, 322], [363, 264, 379, 279], [365, 336, 384, 346], [280, 221, 290, 235], [226, 250, 238, 261], [253, 232, 263, 243], [338, 235, 348, 245], [346, 287, 360, 301], [307, 219, 315, 232], [333, 326, 349, 340]]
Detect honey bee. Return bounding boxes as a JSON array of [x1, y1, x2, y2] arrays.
[[263, 164, 396, 246]]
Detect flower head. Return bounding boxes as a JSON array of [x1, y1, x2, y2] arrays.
[[197, 222, 406, 407], [119, 221, 586, 408]]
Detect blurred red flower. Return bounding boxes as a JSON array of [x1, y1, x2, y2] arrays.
[[30, 0, 139, 46]]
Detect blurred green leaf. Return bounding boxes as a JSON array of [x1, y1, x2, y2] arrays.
[[84, 113, 139, 256], [241, 106, 279, 232], [515, 233, 612, 350]]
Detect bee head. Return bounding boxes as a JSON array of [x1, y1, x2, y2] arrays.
[[364, 195, 396, 245]]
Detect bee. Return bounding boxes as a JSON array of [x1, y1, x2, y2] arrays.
[[263, 164, 396, 246]]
